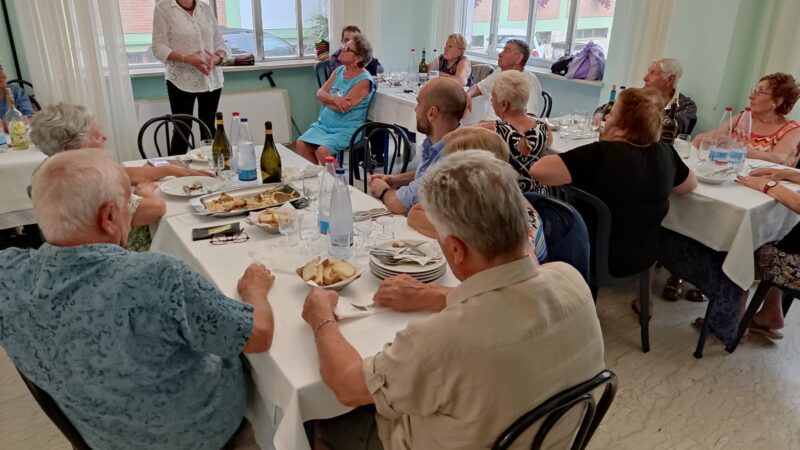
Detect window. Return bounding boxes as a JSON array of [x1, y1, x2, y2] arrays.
[[120, 0, 329, 67], [462, 0, 615, 67]]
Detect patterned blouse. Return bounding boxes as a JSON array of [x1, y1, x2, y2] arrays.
[[495, 120, 550, 193], [437, 54, 473, 86], [733, 116, 800, 166]]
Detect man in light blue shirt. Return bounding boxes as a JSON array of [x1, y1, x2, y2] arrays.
[[368, 77, 466, 214], [0, 149, 276, 449], [0, 65, 35, 117]]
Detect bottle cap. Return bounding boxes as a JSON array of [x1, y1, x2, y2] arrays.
[[725, 106, 733, 111], [264, 121, 273, 129], [744, 106, 752, 111], [232, 112, 240, 116], [335, 168, 345, 175], [324, 156, 336, 163], [241, 117, 248, 122]]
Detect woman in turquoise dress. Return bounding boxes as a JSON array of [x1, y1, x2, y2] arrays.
[[295, 34, 376, 165]]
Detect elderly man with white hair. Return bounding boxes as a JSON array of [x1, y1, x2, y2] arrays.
[[302, 150, 605, 449], [594, 58, 698, 134], [0, 149, 276, 449]]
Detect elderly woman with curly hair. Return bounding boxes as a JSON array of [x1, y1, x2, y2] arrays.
[[693, 72, 800, 166], [295, 34, 376, 165]]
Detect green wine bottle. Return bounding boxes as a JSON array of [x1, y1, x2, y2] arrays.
[[418, 47, 428, 84], [260, 121, 282, 184], [211, 111, 231, 168]]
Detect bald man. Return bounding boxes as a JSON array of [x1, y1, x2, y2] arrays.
[[368, 77, 467, 214]]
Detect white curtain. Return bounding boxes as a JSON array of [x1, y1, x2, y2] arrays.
[[430, 0, 460, 53], [14, 0, 139, 162], [598, 0, 674, 105], [329, 0, 382, 57], [763, 0, 800, 122]]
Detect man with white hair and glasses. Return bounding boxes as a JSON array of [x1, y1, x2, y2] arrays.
[[0, 149, 276, 449], [594, 58, 698, 134], [302, 150, 605, 449]]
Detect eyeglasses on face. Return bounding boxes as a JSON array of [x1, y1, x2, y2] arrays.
[[341, 46, 357, 54], [750, 87, 773, 96]]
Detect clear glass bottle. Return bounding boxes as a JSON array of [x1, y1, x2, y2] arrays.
[[327, 167, 353, 259]]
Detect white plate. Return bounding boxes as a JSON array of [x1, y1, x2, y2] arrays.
[[186, 148, 210, 162], [369, 262, 446, 282], [369, 261, 446, 278], [696, 171, 737, 185], [159, 176, 221, 197], [369, 240, 446, 274]]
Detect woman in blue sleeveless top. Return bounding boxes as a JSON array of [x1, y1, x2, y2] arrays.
[[296, 34, 376, 165]]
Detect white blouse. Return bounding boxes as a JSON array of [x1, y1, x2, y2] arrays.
[[151, 0, 227, 93]]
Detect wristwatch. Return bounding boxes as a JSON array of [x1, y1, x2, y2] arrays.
[[763, 180, 778, 194], [378, 186, 392, 200]]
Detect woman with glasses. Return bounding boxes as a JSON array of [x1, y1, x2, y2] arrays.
[[692, 73, 800, 166], [295, 34, 376, 165]]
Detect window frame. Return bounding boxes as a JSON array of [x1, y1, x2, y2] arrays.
[[123, 0, 329, 69], [461, 0, 612, 70]]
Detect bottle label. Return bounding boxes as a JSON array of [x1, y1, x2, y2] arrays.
[[319, 220, 330, 235], [215, 119, 223, 125], [265, 130, 273, 135], [238, 169, 257, 182]]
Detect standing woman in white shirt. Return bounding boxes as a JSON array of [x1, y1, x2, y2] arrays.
[[151, 0, 227, 155]]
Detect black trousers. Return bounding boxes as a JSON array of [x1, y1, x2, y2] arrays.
[[166, 80, 222, 155]]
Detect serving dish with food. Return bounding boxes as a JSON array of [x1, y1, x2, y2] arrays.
[[190, 184, 302, 217]]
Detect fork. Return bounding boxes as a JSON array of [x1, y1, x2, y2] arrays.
[[350, 302, 375, 311]]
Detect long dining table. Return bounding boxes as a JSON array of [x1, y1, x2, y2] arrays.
[[0, 145, 47, 229], [131, 145, 457, 450], [548, 137, 800, 351]]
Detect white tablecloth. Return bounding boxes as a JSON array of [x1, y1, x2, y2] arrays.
[[0, 146, 47, 229], [368, 85, 489, 133], [147, 145, 457, 450], [662, 158, 800, 289]]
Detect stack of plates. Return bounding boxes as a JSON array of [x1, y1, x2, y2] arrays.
[[368, 242, 447, 282]]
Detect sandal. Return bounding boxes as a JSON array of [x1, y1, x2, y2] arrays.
[[661, 276, 684, 302], [692, 317, 705, 331], [748, 322, 784, 340], [685, 289, 709, 302], [631, 299, 652, 319]]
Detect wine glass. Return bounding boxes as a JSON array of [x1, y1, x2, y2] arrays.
[[277, 210, 298, 247], [299, 212, 321, 256], [212, 153, 227, 184], [303, 176, 320, 211], [200, 139, 214, 166], [375, 216, 394, 241]]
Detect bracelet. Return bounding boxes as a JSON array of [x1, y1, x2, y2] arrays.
[[378, 187, 392, 201], [314, 317, 336, 337]]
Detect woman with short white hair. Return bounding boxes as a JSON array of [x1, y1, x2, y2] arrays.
[[478, 70, 551, 193]]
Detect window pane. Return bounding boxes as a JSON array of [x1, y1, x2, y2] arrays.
[[464, 0, 494, 55], [532, 0, 572, 61], [575, 0, 615, 57], [261, 0, 300, 57], [301, 0, 329, 57], [499, 0, 528, 56], [119, 0, 159, 66], [217, 0, 256, 56]]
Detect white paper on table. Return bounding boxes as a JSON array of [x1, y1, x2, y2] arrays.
[[248, 241, 314, 273], [335, 296, 388, 319]]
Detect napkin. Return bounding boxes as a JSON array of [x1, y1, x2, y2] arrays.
[[335, 296, 388, 319], [282, 165, 323, 182], [371, 241, 442, 266]]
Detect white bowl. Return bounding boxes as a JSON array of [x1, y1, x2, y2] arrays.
[[295, 259, 362, 291]]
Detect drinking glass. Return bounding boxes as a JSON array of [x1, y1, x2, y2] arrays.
[[355, 218, 374, 255], [674, 134, 692, 159], [299, 212, 321, 256], [303, 176, 321, 211], [375, 216, 394, 240], [277, 211, 298, 247], [201, 139, 214, 166], [574, 110, 588, 131], [698, 137, 715, 162]]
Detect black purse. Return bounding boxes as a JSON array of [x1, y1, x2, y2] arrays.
[[551, 55, 573, 76]]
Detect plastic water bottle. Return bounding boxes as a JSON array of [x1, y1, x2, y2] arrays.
[[318, 156, 336, 234], [236, 118, 257, 182], [429, 49, 439, 78], [728, 107, 751, 169], [229, 112, 242, 175], [709, 106, 733, 165], [328, 168, 353, 259]]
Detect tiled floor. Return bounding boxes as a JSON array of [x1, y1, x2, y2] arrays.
[[1, 269, 798, 449]]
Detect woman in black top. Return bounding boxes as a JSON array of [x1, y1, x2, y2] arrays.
[[437, 34, 473, 87], [530, 87, 698, 278], [734, 167, 800, 339]]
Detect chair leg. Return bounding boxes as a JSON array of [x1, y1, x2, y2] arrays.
[[725, 281, 772, 353], [693, 300, 715, 358], [639, 270, 651, 353], [782, 291, 793, 316]]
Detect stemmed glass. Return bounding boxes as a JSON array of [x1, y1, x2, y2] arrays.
[[375, 216, 394, 240], [303, 176, 321, 212], [277, 211, 298, 247], [211, 154, 229, 187], [299, 212, 321, 256]]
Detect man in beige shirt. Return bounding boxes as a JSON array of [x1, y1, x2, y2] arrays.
[[302, 151, 605, 449]]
